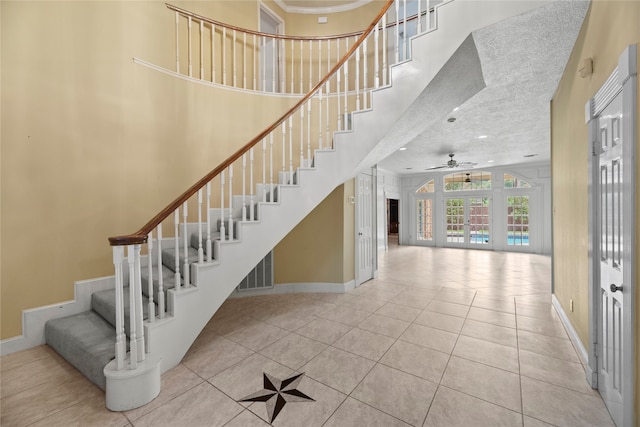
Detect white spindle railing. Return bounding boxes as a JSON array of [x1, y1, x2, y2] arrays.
[[110, 0, 451, 384]]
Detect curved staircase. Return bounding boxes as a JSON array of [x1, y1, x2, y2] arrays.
[[42, 0, 560, 411]]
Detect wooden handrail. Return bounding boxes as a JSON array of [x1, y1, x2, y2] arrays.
[[166, 2, 428, 42], [109, 0, 394, 246]]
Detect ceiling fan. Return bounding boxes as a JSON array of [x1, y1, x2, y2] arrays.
[[426, 153, 477, 170]]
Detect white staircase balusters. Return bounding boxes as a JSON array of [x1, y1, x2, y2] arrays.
[[175, 12, 180, 73], [374, 19, 380, 88], [403, 0, 408, 61], [299, 41, 303, 93], [336, 39, 341, 130], [233, 30, 237, 87], [200, 20, 204, 79], [197, 189, 204, 263], [318, 88, 323, 150], [280, 39, 285, 93], [228, 165, 234, 240], [206, 184, 212, 262], [290, 40, 295, 93], [363, 37, 369, 109], [288, 117, 293, 183], [249, 148, 255, 221], [309, 41, 313, 93], [188, 16, 193, 77], [173, 209, 181, 291], [262, 138, 267, 203], [220, 171, 226, 242], [243, 33, 247, 89], [211, 24, 216, 83], [343, 37, 349, 128], [269, 134, 274, 201], [222, 27, 227, 85], [242, 154, 247, 222], [182, 202, 190, 287], [356, 44, 361, 111], [253, 34, 257, 90], [157, 223, 165, 317], [299, 103, 304, 167], [394, 1, 400, 64], [281, 122, 286, 187], [271, 36, 276, 92], [307, 100, 311, 163], [262, 36, 266, 92], [112, 246, 125, 370], [147, 232, 155, 322], [382, 13, 388, 86]]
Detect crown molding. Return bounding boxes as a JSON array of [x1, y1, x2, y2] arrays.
[[273, 0, 372, 15]]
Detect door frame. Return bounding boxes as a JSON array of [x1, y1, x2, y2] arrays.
[[586, 44, 636, 426]]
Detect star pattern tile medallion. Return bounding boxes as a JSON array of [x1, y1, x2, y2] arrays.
[[238, 372, 315, 423]]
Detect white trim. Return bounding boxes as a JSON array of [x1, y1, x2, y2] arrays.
[[0, 276, 115, 356], [229, 280, 356, 298], [273, 0, 372, 15], [551, 295, 589, 367], [132, 57, 302, 99]]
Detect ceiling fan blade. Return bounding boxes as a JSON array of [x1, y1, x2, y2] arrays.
[[426, 165, 448, 170]]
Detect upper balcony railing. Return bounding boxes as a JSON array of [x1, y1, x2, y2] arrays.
[[107, 0, 448, 377], [167, 0, 441, 101]]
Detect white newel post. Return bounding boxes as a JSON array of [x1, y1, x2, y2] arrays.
[[222, 27, 227, 85], [112, 246, 126, 370], [382, 13, 388, 86], [211, 24, 216, 83], [269, 134, 274, 201], [233, 30, 237, 87], [307, 100, 312, 162], [127, 246, 138, 369], [262, 138, 267, 203], [374, 21, 380, 88], [200, 20, 204, 79], [288, 117, 293, 183], [147, 233, 155, 323]]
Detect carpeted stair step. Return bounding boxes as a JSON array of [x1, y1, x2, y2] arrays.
[[189, 231, 221, 255], [45, 311, 116, 391], [91, 287, 150, 336], [161, 246, 200, 272], [141, 264, 178, 303]]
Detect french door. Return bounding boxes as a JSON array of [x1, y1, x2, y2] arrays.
[[444, 196, 491, 248]]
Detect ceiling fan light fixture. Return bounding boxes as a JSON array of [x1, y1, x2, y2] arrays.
[[447, 117, 456, 123]]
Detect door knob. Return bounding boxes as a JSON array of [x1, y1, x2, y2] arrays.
[[610, 284, 623, 293]]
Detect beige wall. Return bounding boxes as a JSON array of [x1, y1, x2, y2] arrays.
[[274, 181, 355, 285], [1, 0, 377, 339], [550, 0, 640, 415]]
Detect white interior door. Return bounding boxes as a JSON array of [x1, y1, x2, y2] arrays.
[[357, 174, 374, 286], [597, 92, 625, 426], [259, 7, 282, 92], [444, 196, 491, 248]]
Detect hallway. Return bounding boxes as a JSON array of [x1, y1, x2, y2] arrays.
[[1, 246, 615, 426]]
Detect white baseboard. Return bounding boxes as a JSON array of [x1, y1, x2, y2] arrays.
[[552, 294, 589, 366], [0, 276, 115, 356], [230, 280, 356, 298]]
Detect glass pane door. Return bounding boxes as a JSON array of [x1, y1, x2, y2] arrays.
[[416, 198, 433, 241], [445, 198, 465, 244], [445, 196, 492, 248], [507, 196, 529, 246], [469, 197, 490, 246]]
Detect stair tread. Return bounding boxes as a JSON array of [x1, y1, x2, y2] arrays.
[[92, 288, 150, 334], [45, 311, 115, 390]]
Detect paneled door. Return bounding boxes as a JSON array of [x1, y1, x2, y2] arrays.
[[597, 91, 625, 426], [444, 197, 491, 249], [357, 173, 374, 286]]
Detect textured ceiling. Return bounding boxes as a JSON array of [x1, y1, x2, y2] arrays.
[[375, 0, 590, 175]]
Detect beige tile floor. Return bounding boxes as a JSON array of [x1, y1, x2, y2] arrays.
[[1, 244, 616, 426]]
